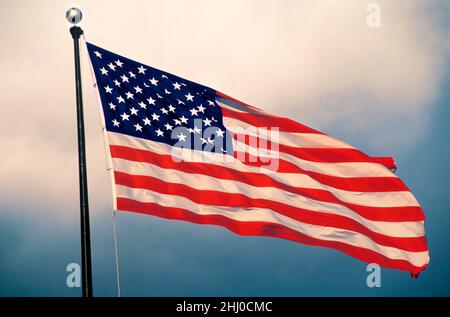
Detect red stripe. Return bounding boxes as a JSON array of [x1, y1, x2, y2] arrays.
[[372, 157, 397, 172], [232, 132, 395, 168], [116, 197, 427, 275], [222, 107, 321, 134], [235, 150, 422, 221], [110, 145, 425, 222], [115, 171, 427, 252], [216, 92, 397, 171], [233, 150, 407, 192], [111, 142, 405, 193]]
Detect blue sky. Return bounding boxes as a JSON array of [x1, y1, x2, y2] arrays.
[[0, 0, 448, 296]]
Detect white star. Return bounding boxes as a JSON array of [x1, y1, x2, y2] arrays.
[[177, 132, 187, 142], [193, 126, 201, 134], [187, 127, 195, 134], [180, 116, 188, 124], [185, 93, 194, 102], [168, 105, 176, 113], [147, 97, 156, 105], [161, 108, 169, 115], [203, 117, 212, 127], [109, 102, 116, 110], [94, 51, 102, 58], [137, 66, 147, 74], [112, 119, 120, 127], [117, 96, 125, 103], [207, 137, 214, 144], [121, 112, 130, 121], [162, 74, 168, 79], [143, 117, 151, 126], [138, 101, 147, 109], [100, 67, 108, 75], [164, 89, 171, 95], [173, 82, 181, 90], [134, 86, 143, 94], [164, 123, 173, 131], [215, 129, 225, 137], [151, 113, 160, 121], [197, 104, 205, 113], [104, 85, 113, 94], [107, 63, 116, 71], [130, 107, 138, 115], [115, 59, 124, 67], [121, 75, 129, 83], [157, 93, 163, 99], [173, 119, 181, 126], [113, 79, 121, 87], [155, 129, 164, 137], [128, 71, 136, 78], [134, 123, 143, 132], [125, 91, 134, 99], [207, 100, 215, 106], [149, 77, 158, 86], [177, 99, 185, 105], [189, 108, 199, 116], [201, 138, 208, 145]]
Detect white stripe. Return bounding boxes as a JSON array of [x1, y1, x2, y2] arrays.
[[232, 137, 396, 179], [113, 158, 425, 238], [108, 132, 419, 208], [223, 116, 354, 149], [115, 185, 429, 267], [233, 139, 418, 207]]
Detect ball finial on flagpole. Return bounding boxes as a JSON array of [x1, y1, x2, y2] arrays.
[[66, 7, 83, 25]]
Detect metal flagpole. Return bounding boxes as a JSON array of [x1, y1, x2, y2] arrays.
[[66, 7, 93, 297]]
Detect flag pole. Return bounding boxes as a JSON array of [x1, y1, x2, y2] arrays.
[[66, 7, 93, 297]]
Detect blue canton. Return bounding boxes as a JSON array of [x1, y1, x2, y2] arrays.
[[87, 42, 232, 154]]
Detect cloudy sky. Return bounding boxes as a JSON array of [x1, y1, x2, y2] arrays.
[[0, 0, 449, 296]]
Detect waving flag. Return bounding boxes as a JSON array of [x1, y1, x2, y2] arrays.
[[86, 42, 429, 277]]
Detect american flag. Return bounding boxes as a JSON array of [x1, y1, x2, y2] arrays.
[[86, 42, 429, 277]]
